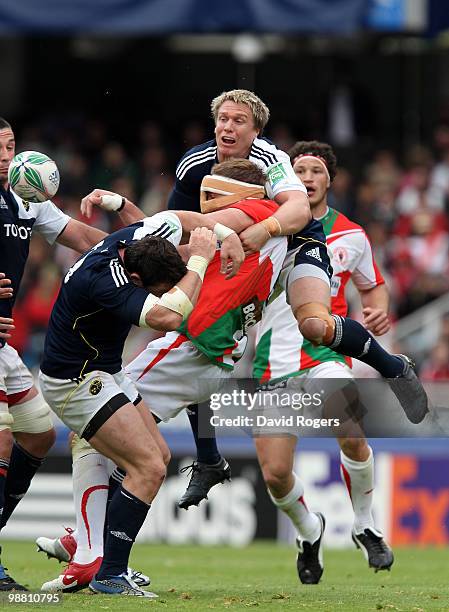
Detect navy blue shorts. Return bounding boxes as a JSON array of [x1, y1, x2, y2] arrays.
[[287, 219, 333, 285]]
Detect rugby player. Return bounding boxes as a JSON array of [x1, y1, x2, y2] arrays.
[[0, 117, 107, 591], [253, 141, 394, 584], [164, 89, 429, 509], [38, 212, 221, 597]]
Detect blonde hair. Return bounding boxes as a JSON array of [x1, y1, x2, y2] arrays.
[[211, 89, 270, 132]]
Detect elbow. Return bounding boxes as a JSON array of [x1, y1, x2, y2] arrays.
[[145, 311, 183, 331], [285, 199, 312, 234], [303, 204, 312, 225]]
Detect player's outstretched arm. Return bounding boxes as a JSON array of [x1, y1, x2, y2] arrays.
[[57, 218, 107, 253], [144, 227, 217, 330]]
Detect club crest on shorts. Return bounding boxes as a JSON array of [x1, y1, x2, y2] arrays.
[[89, 378, 103, 395]]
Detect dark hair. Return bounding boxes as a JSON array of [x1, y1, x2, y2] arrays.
[[288, 140, 337, 182], [123, 235, 187, 288], [211, 159, 266, 186], [0, 117, 12, 131]]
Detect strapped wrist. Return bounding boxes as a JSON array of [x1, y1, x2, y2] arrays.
[[261, 216, 282, 237], [187, 255, 209, 281], [100, 193, 126, 212], [213, 222, 236, 242]]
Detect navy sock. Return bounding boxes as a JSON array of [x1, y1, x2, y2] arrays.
[[0, 458, 9, 527], [0, 443, 43, 529], [187, 403, 221, 465], [329, 316, 403, 378], [97, 485, 150, 580], [102, 467, 125, 546]]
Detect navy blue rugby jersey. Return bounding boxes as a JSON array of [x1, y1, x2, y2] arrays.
[[0, 185, 69, 345], [167, 137, 325, 248], [40, 212, 182, 379]]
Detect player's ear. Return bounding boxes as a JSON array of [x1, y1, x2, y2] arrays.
[[128, 272, 143, 287]]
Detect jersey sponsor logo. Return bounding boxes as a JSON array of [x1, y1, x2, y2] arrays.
[[267, 162, 287, 187], [109, 259, 128, 288], [3, 223, 32, 240], [89, 379, 103, 395], [305, 247, 322, 261], [242, 297, 264, 331]]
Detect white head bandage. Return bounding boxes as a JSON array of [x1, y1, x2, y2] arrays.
[[200, 174, 265, 213], [292, 154, 331, 188]]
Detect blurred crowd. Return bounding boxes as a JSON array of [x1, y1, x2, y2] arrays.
[[8, 116, 449, 380]]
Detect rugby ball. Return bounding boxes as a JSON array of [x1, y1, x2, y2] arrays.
[[8, 151, 60, 203]]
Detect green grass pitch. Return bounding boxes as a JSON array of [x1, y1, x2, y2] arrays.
[[2, 541, 448, 611]]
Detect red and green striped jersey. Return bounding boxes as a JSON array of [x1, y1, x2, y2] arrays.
[[178, 199, 287, 369]]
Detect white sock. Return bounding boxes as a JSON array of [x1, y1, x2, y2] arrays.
[[269, 473, 321, 543], [72, 452, 109, 564], [340, 447, 375, 534]]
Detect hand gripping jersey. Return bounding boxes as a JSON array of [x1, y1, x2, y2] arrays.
[[40, 212, 182, 379], [253, 207, 385, 382], [177, 199, 287, 369], [0, 185, 69, 344]]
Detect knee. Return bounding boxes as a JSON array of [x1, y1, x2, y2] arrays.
[[295, 303, 335, 345], [300, 317, 329, 345], [261, 461, 290, 492], [134, 449, 167, 487], [340, 437, 370, 461], [161, 445, 171, 467], [16, 427, 56, 458], [0, 428, 14, 458]]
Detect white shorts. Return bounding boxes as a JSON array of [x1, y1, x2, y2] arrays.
[[253, 361, 355, 437], [0, 344, 34, 404], [38, 369, 140, 439], [126, 331, 233, 422]]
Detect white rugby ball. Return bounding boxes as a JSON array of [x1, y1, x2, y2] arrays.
[[8, 150, 60, 203]]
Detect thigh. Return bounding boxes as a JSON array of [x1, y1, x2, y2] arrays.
[[87, 402, 160, 472], [288, 276, 330, 313], [135, 399, 170, 462], [303, 362, 364, 436], [284, 237, 332, 312]]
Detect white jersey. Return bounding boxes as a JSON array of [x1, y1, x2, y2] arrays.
[[253, 207, 385, 383]]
